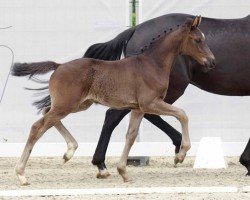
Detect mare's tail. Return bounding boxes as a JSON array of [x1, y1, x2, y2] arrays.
[[83, 27, 135, 60]]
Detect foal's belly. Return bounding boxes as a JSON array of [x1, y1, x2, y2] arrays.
[[86, 93, 139, 110]]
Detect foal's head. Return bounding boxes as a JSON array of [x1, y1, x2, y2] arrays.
[[180, 16, 216, 72]]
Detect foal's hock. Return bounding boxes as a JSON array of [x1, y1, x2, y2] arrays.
[[12, 16, 215, 185]]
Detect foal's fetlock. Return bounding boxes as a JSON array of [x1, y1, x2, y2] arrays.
[[63, 143, 78, 163], [117, 165, 131, 182]]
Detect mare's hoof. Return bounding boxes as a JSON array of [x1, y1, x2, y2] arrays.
[[96, 169, 111, 179]]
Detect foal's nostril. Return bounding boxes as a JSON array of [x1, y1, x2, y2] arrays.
[[211, 60, 216, 68]]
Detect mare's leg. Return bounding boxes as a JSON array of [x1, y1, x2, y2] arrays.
[[15, 109, 70, 185], [240, 138, 250, 175], [142, 99, 190, 165], [92, 109, 130, 178], [144, 114, 182, 153], [117, 110, 144, 182]]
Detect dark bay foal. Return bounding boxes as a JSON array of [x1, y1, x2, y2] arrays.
[[12, 16, 215, 185]]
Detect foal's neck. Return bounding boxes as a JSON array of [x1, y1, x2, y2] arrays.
[[146, 28, 184, 72]]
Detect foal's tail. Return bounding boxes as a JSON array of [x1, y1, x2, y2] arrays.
[[83, 27, 135, 60], [11, 61, 60, 112], [11, 61, 59, 78], [13, 28, 135, 112]]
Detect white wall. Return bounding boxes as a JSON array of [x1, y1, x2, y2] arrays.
[[0, 0, 129, 143], [0, 0, 249, 148]]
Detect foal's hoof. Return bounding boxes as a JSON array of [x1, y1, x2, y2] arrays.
[[96, 169, 111, 179], [63, 154, 71, 164], [63, 150, 76, 164], [123, 176, 133, 183], [174, 153, 185, 167], [17, 174, 30, 186], [117, 166, 131, 182], [62, 144, 77, 164]]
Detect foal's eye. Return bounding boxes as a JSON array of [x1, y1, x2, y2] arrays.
[[195, 38, 201, 43]]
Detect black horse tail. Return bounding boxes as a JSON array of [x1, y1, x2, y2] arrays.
[[83, 27, 135, 60], [11, 61, 60, 112], [11, 61, 59, 78]]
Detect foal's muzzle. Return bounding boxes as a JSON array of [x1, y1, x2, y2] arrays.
[[203, 57, 216, 72]]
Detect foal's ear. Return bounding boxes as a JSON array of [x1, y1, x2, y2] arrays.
[[193, 15, 202, 27], [184, 15, 202, 30]]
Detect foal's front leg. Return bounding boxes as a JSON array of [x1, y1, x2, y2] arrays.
[[117, 110, 144, 182], [143, 99, 190, 165]]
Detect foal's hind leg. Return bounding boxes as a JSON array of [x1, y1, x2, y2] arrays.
[[59, 100, 93, 162], [42, 107, 78, 163], [15, 109, 70, 185], [42, 101, 93, 164], [56, 122, 78, 163], [117, 110, 144, 182]]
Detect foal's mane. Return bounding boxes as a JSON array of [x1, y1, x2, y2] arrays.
[[133, 24, 181, 56]]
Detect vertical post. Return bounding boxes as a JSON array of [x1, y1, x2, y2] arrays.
[[127, 0, 149, 166], [130, 0, 138, 27], [132, 0, 137, 27]]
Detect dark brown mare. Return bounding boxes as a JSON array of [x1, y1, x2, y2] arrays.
[[12, 16, 215, 185]]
